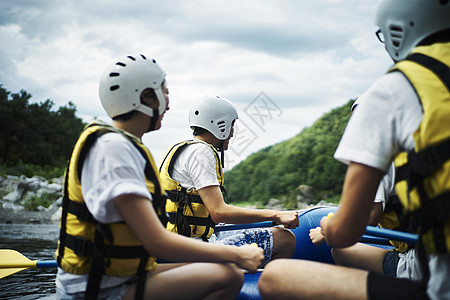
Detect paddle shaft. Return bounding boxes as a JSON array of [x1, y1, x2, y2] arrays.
[[215, 221, 275, 232], [365, 226, 418, 244], [36, 260, 58, 268], [0, 259, 57, 269]]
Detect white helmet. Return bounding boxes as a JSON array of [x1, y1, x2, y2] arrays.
[[189, 96, 238, 140], [375, 0, 450, 61], [99, 54, 166, 119]]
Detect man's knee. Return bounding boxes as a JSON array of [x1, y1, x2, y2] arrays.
[[259, 260, 286, 299], [271, 227, 296, 258]]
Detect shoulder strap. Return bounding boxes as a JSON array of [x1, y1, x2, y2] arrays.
[[405, 53, 450, 91], [159, 140, 190, 173]]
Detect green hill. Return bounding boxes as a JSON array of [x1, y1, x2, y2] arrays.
[[224, 99, 355, 208]]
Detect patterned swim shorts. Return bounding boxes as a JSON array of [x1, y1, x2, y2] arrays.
[[209, 228, 273, 266]]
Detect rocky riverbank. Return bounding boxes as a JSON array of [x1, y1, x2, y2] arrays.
[[0, 174, 337, 225], [0, 175, 62, 224]]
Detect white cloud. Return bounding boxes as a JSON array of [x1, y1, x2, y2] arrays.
[[0, 0, 392, 168]]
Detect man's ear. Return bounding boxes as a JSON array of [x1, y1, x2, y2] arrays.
[[141, 89, 159, 109]]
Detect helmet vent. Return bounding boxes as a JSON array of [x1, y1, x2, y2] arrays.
[[388, 25, 404, 49], [116, 62, 126, 67], [195, 110, 199, 115], [140, 54, 147, 59], [217, 121, 226, 132], [109, 72, 120, 77], [127, 56, 136, 61], [110, 85, 120, 91]]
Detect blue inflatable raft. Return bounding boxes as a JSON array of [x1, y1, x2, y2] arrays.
[[236, 206, 395, 300]]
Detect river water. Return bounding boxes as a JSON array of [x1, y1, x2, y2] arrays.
[[0, 222, 59, 299]]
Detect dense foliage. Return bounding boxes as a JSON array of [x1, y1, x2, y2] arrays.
[[0, 85, 85, 177], [224, 99, 355, 207]]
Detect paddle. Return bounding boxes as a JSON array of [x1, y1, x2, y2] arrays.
[[214, 206, 320, 232], [216, 222, 418, 244], [365, 226, 418, 244], [0, 249, 57, 279], [215, 221, 276, 232]]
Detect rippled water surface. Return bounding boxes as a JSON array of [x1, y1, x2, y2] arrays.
[[0, 223, 59, 299]]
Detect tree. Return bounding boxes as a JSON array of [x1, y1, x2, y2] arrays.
[[0, 84, 85, 168], [0, 86, 31, 163]]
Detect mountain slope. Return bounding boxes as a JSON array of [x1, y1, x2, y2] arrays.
[[224, 99, 355, 208]]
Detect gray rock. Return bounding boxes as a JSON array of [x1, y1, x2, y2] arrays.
[[2, 201, 25, 211], [0, 175, 63, 222]]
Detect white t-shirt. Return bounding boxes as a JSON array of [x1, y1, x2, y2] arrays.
[[373, 164, 395, 210], [334, 71, 450, 300], [171, 138, 220, 190], [56, 132, 153, 294]]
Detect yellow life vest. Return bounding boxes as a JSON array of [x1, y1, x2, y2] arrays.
[[392, 42, 450, 255], [56, 122, 167, 296], [159, 140, 223, 240]]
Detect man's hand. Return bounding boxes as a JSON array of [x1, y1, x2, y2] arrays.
[[236, 244, 264, 273], [309, 227, 325, 246], [275, 210, 299, 229]]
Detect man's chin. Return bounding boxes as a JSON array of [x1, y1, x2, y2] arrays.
[[146, 123, 161, 132]]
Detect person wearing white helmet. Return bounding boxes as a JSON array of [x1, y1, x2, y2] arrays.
[[159, 95, 299, 267], [55, 55, 264, 300], [259, 0, 450, 299]]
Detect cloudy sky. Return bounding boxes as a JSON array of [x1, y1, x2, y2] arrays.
[[0, 0, 392, 169]]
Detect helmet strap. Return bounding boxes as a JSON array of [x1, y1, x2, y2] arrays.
[[147, 108, 159, 132], [136, 105, 155, 117], [154, 87, 167, 115], [219, 141, 225, 169], [136, 85, 166, 119]]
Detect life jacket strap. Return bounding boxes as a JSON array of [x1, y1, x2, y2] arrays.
[[63, 233, 149, 258], [66, 200, 94, 222], [409, 138, 450, 176], [85, 229, 106, 300], [168, 213, 215, 228], [166, 189, 216, 239], [405, 52, 450, 91], [167, 190, 203, 203], [134, 255, 149, 300]]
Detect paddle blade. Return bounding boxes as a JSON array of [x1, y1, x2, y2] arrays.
[[0, 249, 39, 279], [0, 267, 28, 279]]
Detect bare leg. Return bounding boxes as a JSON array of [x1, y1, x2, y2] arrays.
[[123, 262, 244, 300], [259, 259, 368, 300], [271, 227, 296, 259], [332, 242, 390, 273]]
